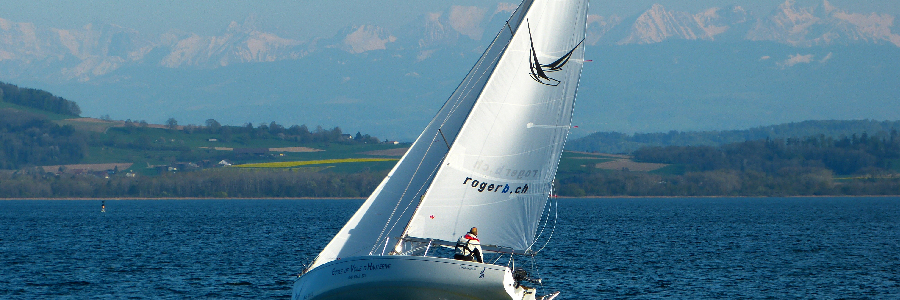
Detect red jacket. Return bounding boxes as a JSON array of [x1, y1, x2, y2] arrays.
[[455, 233, 484, 263]]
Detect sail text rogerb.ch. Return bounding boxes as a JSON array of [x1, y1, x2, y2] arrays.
[[463, 177, 529, 194]]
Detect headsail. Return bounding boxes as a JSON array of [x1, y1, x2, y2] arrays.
[[403, 0, 588, 253], [308, 0, 539, 270]]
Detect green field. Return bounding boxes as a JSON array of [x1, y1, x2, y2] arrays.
[[236, 158, 399, 168], [73, 124, 410, 175], [2, 97, 648, 178]]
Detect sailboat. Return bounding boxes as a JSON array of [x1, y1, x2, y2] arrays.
[[292, 0, 587, 299]]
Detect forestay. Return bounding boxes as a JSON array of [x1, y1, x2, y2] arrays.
[[308, 0, 542, 270], [404, 0, 588, 253]]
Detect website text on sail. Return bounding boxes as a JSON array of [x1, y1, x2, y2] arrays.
[[291, 0, 587, 299]]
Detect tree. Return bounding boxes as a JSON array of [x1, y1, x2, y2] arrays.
[[205, 119, 221, 132], [0, 81, 81, 116], [166, 118, 178, 129], [269, 121, 284, 135]]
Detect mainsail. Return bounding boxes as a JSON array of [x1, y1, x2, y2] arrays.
[[309, 0, 586, 270], [403, 0, 587, 253]]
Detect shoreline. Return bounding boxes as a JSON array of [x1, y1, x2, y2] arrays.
[[2, 195, 898, 200], [0, 197, 367, 200]]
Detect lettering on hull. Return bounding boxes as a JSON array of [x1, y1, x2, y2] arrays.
[[331, 263, 392, 276]]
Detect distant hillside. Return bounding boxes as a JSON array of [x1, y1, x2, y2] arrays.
[[567, 120, 900, 154], [0, 108, 86, 169], [557, 130, 900, 197], [2, 1, 900, 140], [0, 81, 80, 117], [0, 81, 398, 171]]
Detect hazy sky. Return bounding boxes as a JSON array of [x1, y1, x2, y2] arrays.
[[1, 0, 897, 40]]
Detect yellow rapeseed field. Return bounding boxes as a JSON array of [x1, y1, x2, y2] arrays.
[[235, 158, 398, 168]]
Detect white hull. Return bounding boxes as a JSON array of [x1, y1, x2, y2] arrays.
[[292, 256, 542, 300], [292, 0, 585, 299]]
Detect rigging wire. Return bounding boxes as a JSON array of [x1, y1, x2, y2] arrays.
[[528, 183, 558, 255], [535, 187, 554, 238], [533, 194, 559, 255], [530, 253, 541, 287], [369, 133, 444, 255], [378, 25, 515, 254], [366, 27, 505, 254]]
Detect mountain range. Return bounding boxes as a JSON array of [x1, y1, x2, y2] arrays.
[[1, 0, 899, 140]]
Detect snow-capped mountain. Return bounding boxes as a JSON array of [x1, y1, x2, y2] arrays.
[[0, 16, 310, 81], [0, 1, 898, 140], [0, 20, 150, 81], [600, 0, 900, 46], [613, 4, 749, 44], [158, 17, 308, 68], [747, 0, 900, 47], [1, 1, 897, 81]]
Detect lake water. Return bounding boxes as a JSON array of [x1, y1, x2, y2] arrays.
[[1, 197, 898, 299]]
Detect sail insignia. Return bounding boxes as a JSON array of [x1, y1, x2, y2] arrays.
[[528, 21, 585, 86], [293, 0, 588, 298]]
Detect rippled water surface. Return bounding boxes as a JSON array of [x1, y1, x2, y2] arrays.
[[1, 197, 899, 299]]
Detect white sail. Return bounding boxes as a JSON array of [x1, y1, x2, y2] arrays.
[[308, 0, 539, 270], [403, 0, 587, 252], [295, 2, 588, 299]]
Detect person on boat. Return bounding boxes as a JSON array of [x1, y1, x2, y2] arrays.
[[454, 227, 484, 263]]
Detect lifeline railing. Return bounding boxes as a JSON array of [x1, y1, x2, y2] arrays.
[[385, 236, 534, 256]]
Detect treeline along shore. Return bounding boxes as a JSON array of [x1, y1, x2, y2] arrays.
[[3, 130, 900, 198], [2, 80, 900, 198], [556, 132, 900, 197], [1, 169, 384, 199]]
